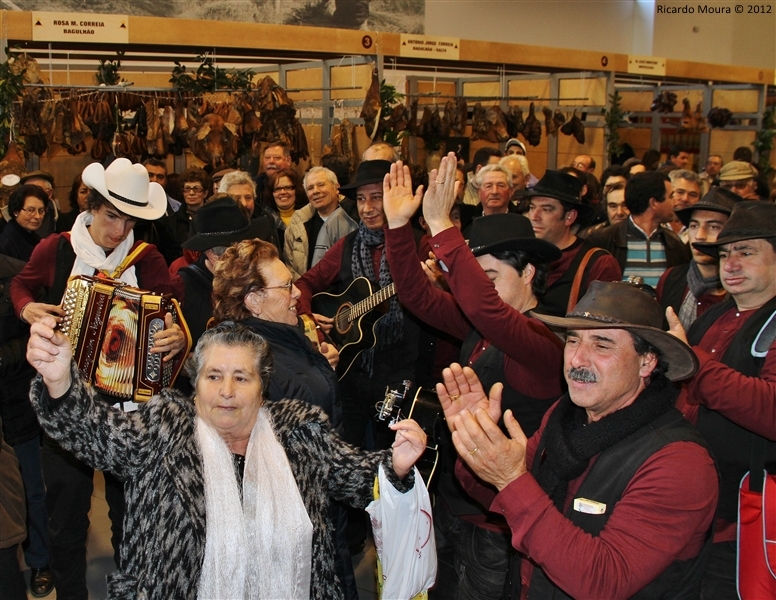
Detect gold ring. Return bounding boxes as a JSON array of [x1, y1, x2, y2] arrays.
[[449, 394, 460, 401], [436, 179, 445, 184], [468, 447, 479, 456]]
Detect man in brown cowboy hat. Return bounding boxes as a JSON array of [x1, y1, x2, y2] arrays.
[[383, 152, 565, 599], [522, 170, 621, 317], [438, 281, 718, 599], [656, 187, 739, 330], [667, 200, 776, 599]]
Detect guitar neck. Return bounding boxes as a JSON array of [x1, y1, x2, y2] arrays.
[[351, 282, 396, 319]]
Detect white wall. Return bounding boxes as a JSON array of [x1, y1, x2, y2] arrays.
[[425, 0, 775, 70]]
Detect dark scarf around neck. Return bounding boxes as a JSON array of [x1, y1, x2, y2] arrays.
[[350, 222, 404, 373], [535, 374, 677, 511]]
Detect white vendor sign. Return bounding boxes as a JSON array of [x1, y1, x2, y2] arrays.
[[627, 55, 667, 77], [32, 12, 129, 44], [400, 35, 460, 61]]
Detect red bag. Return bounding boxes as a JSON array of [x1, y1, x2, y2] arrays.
[[737, 469, 776, 599]]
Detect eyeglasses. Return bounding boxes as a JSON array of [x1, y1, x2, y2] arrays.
[[262, 281, 293, 292], [274, 185, 295, 193], [21, 207, 46, 216], [183, 185, 204, 194]]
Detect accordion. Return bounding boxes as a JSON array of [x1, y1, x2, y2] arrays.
[[59, 275, 192, 402]]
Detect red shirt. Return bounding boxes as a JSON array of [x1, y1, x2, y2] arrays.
[[11, 233, 183, 317], [385, 224, 564, 400], [677, 302, 776, 542]]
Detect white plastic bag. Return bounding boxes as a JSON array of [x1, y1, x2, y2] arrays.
[[366, 464, 437, 600]]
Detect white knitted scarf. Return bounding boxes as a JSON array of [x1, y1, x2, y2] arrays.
[[196, 407, 313, 600], [68, 211, 138, 287]]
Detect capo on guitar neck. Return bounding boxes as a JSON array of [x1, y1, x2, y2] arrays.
[[375, 380, 412, 426]]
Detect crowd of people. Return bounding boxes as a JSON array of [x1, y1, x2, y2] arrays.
[[0, 137, 773, 600]]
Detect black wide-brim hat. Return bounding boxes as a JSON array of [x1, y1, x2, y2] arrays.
[[674, 186, 739, 228], [183, 196, 267, 251], [532, 281, 699, 381], [693, 200, 776, 257], [468, 213, 561, 263], [340, 160, 392, 199], [515, 170, 592, 216]]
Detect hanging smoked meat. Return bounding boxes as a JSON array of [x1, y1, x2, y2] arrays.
[[522, 103, 542, 146], [678, 98, 692, 132], [651, 91, 678, 113], [485, 106, 508, 142], [542, 106, 557, 137], [360, 69, 382, 140], [388, 104, 408, 133], [707, 107, 733, 128], [470, 103, 489, 141], [505, 106, 523, 139], [553, 109, 566, 132]]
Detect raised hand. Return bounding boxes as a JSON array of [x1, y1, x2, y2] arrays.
[[423, 152, 460, 236], [452, 407, 528, 491], [389, 419, 428, 479], [383, 160, 423, 229], [27, 315, 73, 398], [436, 363, 503, 432]]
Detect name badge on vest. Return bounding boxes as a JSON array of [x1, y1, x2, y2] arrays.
[[573, 497, 606, 514]]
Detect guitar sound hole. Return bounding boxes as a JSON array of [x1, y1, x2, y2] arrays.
[[335, 304, 353, 335]]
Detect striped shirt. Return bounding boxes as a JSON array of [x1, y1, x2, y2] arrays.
[[622, 217, 667, 287]]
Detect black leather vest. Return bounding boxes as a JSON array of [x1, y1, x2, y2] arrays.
[[687, 295, 776, 522], [528, 409, 713, 600]]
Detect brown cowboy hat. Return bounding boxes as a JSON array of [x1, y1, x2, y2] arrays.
[[532, 281, 698, 381], [693, 200, 776, 258]]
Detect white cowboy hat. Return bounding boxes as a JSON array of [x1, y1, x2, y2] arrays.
[[81, 158, 167, 220]]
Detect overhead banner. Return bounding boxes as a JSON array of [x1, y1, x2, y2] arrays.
[[32, 12, 129, 44], [400, 34, 460, 61], [627, 55, 666, 77]]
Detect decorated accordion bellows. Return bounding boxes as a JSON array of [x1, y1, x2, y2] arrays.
[[59, 275, 192, 402]]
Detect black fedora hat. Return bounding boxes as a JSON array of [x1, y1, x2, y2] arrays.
[[693, 200, 776, 257], [517, 170, 591, 216], [468, 213, 561, 263], [532, 281, 698, 381], [340, 160, 392, 199], [674, 186, 739, 227], [183, 196, 267, 251]]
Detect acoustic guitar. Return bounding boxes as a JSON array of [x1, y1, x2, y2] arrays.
[[311, 277, 396, 379]]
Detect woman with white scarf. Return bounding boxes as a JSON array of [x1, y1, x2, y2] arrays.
[[9, 158, 187, 599], [26, 319, 427, 599]]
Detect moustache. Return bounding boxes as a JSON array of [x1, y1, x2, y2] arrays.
[[568, 367, 597, 383]]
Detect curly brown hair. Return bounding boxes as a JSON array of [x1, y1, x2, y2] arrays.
[[212, 238, 279, 322]]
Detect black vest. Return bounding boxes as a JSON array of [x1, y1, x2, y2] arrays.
[[528, 409, 713, 599], [658, 263, 691, 316], [687, 296, 776, 522], [537, 240, 608, 317], [438, 328, 558, 517]]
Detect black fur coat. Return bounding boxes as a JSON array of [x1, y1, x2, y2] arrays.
[[30, 364, 411, 599]]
